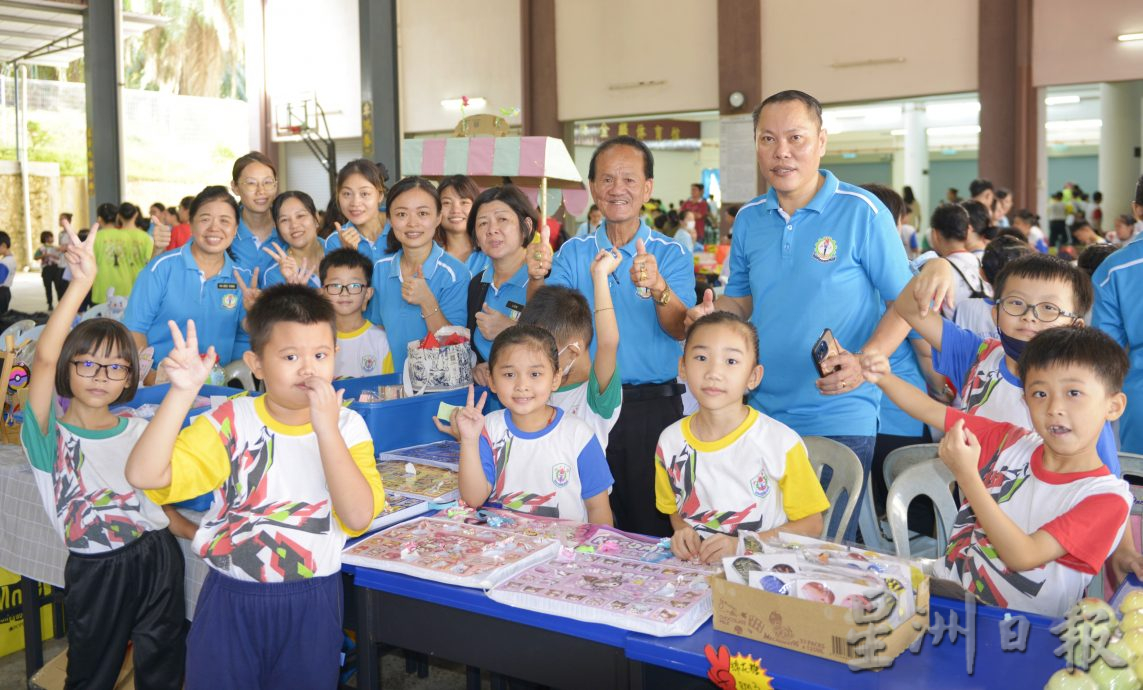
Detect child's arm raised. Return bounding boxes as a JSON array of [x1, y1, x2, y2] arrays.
[[27, 222, 98, 434], [859, 350, 948, 429], [895, 259, 956, 351], [589, 248, 620, 393], [940, 420, 1066, 571], [306, 378, 377, 532], [125, 321, 214, 490], [455, 385, 493, 507]]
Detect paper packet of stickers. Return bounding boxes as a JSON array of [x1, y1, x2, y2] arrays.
[[731, 531, 919, 627]]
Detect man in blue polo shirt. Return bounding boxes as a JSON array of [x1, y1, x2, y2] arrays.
[[528, 136, 696, 536], [687, 90, 912, 543]]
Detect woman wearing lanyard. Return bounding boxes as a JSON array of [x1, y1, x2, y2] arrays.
[[260, 190, 324, 289], [466, 186, 535, 381], [369, 177, 469, 373], [435, 175, 488, 276], [324, 159, 390, 261], [229, 152, 284, 274], [124, 186, 251, 383]]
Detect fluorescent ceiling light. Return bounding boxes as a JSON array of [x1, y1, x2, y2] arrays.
[[441, 97, 486, 110], [1117, 33, 1143, 42], [1045, 119, 1102, 131], [927, 125, 981, 135], [1044, 95, 1080, 106], [926, 101, 980, 118], [889, 129, 906, 136]]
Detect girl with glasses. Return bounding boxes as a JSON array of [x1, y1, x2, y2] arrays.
[[228, 151, 285, 274], [22, 223, 189, 688]]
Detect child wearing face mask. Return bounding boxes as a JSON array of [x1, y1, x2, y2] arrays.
[[516, 248, 621, 452]]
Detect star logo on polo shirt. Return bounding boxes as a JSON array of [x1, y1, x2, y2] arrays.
[[812, 236, 837, 263]]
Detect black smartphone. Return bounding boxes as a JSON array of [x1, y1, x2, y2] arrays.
[[811, 328, 842, 377]]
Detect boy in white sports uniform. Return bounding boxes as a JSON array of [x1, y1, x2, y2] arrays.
[[456, 324, 614, 524], [320, 248, 394, 378], [862, 326, 1130, 617], [126, 284, 385, 689], [898, 253, 1120, 473], [656, 313, 829, 564]]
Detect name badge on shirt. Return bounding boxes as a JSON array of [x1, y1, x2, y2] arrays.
[[217, 282, 237, 289], [506, 301, 525, 321]]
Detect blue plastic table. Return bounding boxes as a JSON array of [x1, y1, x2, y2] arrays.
[[349, 560, 1067, 690]]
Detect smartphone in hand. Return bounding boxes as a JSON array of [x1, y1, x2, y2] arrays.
[[811, 328, 842, 377]]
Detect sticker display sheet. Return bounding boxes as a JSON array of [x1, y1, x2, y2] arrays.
[[342, 516, 560, 588], [437, 507, 592, 546], [378, 440, 461, 470], [375, 460, 459, 502], [367, 491, 430, 533], [488, 552, 713, 637], [578, 526, 720, 575]]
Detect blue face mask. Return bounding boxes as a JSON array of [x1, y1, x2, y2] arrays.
[[999, 330, 1028, 362]]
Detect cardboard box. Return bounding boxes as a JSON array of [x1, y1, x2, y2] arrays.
[[0, 567, 55, 658], [710, 572, 930, 666], [30, 646, 134, 690]]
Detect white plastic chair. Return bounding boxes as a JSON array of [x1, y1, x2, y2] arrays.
[[16, 324, 45, 346], [0, 319, 35, 345], [858, 443, 941, 551], [81, 303, 110, 321], [1121, 452, 1143, 481], [886, 459, 960, 559], [222, 359, 257, 391], [804, 436, 863, 543]]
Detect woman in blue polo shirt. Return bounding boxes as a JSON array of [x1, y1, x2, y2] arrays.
[[370, 177, 470, 373], [324, 159, 390, 261], [434, 175, 488, 276], [125, 185, 251, 382], [466, 185, 535, 364], [260, 190, 323, 289], [229, 152, 284, 274]]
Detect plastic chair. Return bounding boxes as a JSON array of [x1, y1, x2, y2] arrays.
[[886, 459, 960, 559], [1121, 452, 1143, 481], [858, 443, 941, 551], [223, 358, 257, 391], [804, 436, 863, 543], [81, 303, 110, 321], [16, 324, 44, 346], [0, 319, 35, 345]]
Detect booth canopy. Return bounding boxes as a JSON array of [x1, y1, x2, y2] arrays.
[[401, 136, 591, 216]]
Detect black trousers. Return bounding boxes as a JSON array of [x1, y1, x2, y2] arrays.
[[42, 265, 65, 307], [1049, 219, 1069, 248], [871, 429, 936, 536], [605, 388, 683, 537], [0, 286, 10, 314], [64, 529, 186, 690]]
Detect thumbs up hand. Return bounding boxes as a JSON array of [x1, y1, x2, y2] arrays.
[[402, 265, 433, 308], [474, 302, 514, 341], [526, 223, 553, 281], [336, 222, 362, 251], [629, 238, 664, 294], [684, 288, 717, 329]]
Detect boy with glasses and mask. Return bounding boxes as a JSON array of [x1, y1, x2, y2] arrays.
[[897, 253, 1119, 473], [319, 248, 393, 378]]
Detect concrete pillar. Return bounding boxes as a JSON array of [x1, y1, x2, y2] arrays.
[[520, 0, 560, 138], [359, 0, 401, 174], [1098, 81, 1143, 219], [717, 0, 762, 204], [902, 102, 929, 220], [83, 0, 125, 210]]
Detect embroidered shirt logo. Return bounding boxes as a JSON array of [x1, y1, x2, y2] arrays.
[[552, 463, 571, 487], [361, 354, 377, 372], [221, 293, 238, 309], [751, 472, 771, 498], [812, 236, 838, 263]]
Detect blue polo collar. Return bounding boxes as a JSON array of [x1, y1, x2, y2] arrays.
[[388, 243, 447, 281], [236, 207, 278, 245], [764, 169, 840, 216], [593, 220, 653, 256], [481, 259, 529, 289], [180, 240, 241, 278]]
